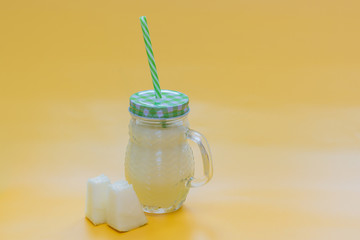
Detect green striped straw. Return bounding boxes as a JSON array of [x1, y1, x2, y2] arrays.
[[140, 16, 162, 99]]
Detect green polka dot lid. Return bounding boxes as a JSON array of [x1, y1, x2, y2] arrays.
[[129, 90, 189, 119]]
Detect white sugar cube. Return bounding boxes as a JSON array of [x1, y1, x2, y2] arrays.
[[85, 174, 111, 225], [106, 180, 147, 232]]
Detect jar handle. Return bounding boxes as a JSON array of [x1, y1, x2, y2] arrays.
[[186, 129, 213, 188]]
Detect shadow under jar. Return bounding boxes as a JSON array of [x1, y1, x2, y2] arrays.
[[125, 90, 213, 214]]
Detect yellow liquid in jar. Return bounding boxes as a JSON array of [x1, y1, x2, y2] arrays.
[[125, 118, 194, 213]]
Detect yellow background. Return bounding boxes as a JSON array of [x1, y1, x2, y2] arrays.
[[1, 0, 360, 239]]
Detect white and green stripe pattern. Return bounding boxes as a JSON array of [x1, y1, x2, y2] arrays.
[[129, 90, 189, 119], [140, 16, 162, 99]]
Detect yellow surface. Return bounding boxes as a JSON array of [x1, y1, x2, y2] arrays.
[[1, 0, 360, 239]]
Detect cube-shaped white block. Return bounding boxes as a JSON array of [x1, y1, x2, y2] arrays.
[[85, 174, 111, 225], [107, 180, 147, 232]]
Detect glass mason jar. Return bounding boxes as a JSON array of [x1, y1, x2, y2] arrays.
[[125, 90, 213, 214]]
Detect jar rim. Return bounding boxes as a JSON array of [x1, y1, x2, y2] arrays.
[[129, 110, 189, 122]]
